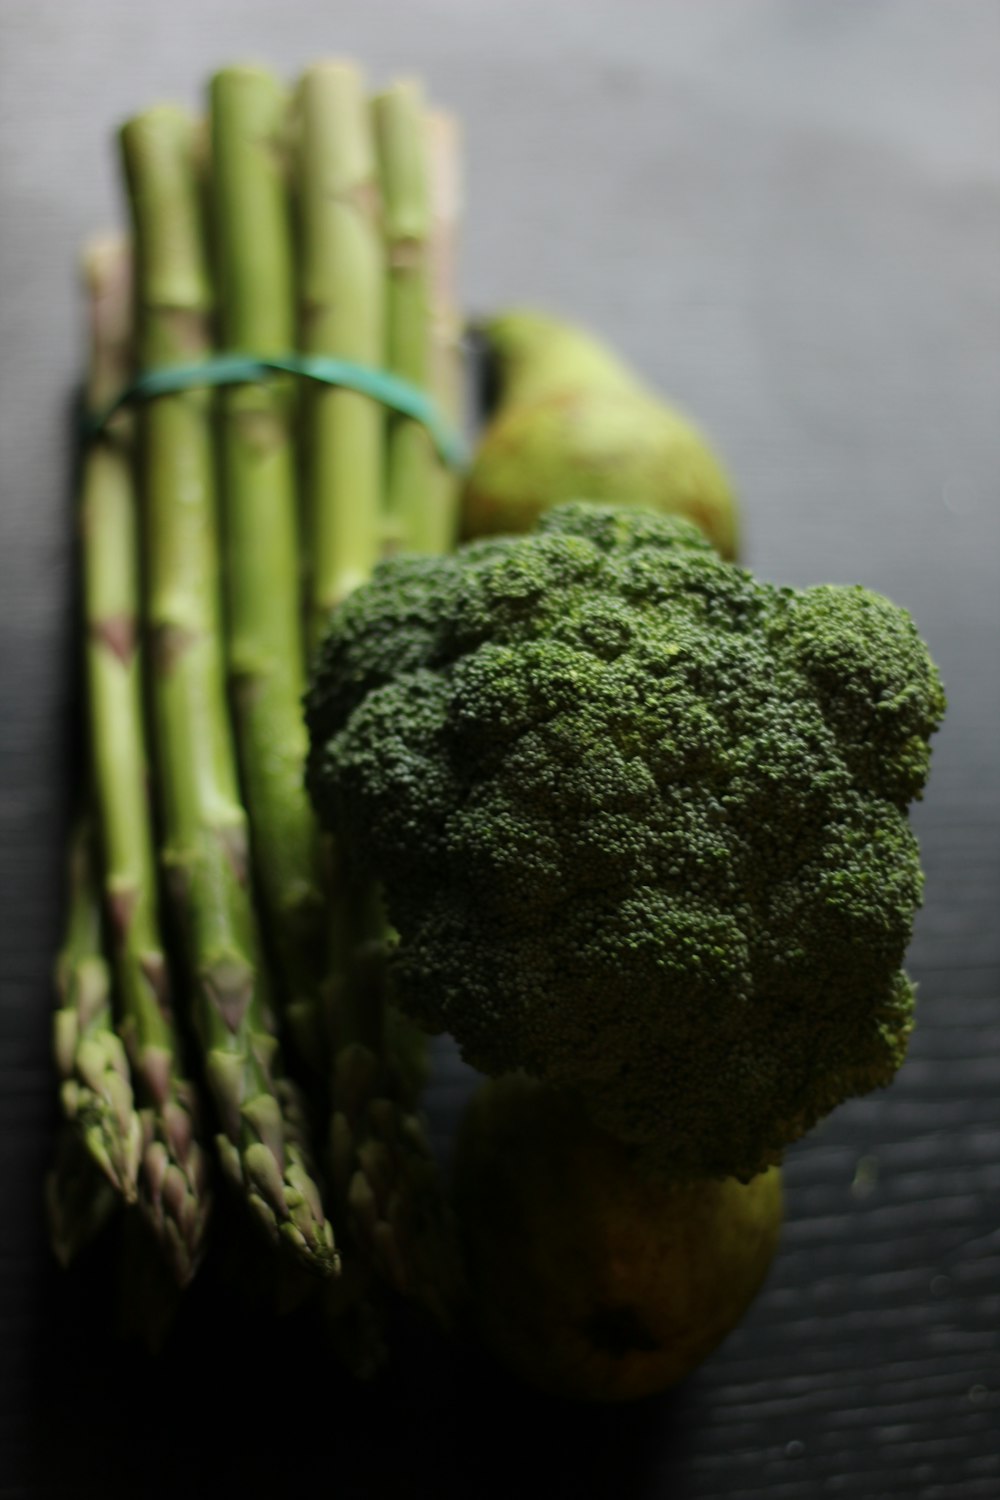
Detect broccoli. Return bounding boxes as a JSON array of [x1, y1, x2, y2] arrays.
[[306, 502, 945, 1182]]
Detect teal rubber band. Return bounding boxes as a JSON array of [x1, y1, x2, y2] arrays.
[[82, 352, 468, 469]]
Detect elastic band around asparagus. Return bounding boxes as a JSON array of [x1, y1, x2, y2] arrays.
[[81, 233, 212, 1285], [296, 60, 385, 645], [120, 105, 337, 1276], [210, 66, 330, 1074], [52, 818, 142, 1201]]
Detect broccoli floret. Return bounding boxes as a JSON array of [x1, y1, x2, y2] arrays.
[[306, 502, 945, 1181]]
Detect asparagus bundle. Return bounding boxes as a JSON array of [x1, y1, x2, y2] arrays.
[[119, 106, 336, 1276], [52, 54, 465, 1350]]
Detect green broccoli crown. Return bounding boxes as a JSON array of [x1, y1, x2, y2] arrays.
[[306, 502, 946, 1180]]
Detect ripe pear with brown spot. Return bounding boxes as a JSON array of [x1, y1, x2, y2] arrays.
[[461, 311, 739, 558], [454, 1074, 782, 1402]]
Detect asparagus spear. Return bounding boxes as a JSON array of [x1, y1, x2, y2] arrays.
[[423, 108, 464, 555], [51, 818, 141, 1201], [119, 105, 337, 1275], [115, 1210, 184, 1354], [323, 911, 462, 1328], [329, 1027, 465, 1330], [373, 80, 436, 553], [210, 66, 329, 1073], [46, 1122, 119, 1268], [296, 60, 385, 645], [336, 95, 464, 1323], [81, 234, 211, 1285], [294, 86, 463, 1327]]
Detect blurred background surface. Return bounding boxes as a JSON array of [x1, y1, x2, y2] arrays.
[[2, 2, 998, 1496]]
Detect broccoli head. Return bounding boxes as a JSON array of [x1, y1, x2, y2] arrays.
[[306, 503, 945, 1180]]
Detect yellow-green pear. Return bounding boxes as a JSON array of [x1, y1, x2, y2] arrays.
[[454, 1075, 782, 1403], [461, 311, 740, 558]]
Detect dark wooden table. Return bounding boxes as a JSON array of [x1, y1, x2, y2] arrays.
[[2, 3, 998, 1496]]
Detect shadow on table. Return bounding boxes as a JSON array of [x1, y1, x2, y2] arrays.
[[19, 1212, 696, 1500]]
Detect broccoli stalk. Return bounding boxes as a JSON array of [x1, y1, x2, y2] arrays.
[[305, 501, 945, 1185]]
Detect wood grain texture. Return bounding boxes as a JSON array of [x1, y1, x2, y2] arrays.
[[2, 2, 998, 1496]]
